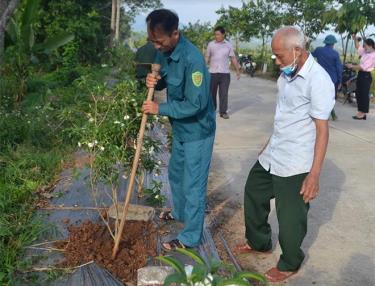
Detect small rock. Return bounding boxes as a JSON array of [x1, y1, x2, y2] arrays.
[[137, 266, 174, 286]]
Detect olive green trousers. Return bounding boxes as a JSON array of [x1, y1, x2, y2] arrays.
[[244, 161, 309, 271]]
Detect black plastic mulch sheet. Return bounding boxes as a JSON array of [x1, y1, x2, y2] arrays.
[[25, 123, 220, 286]]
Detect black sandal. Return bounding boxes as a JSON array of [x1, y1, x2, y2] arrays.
[[159, 210, 175, 221], [162, 239, 189, 251]]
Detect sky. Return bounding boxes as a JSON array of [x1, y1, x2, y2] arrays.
[[131, 0, 375, 48], [132, 0, 243, 31]]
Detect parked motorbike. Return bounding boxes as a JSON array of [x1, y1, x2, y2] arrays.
[[239, 54, 256, 77], [341, 65, 357, 104]]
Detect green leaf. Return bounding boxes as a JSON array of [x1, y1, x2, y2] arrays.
[[234, 271, 267, 283], [163, 273, 187, 286], [191, 264, 208, 283], [209, 259, 223, 274], [34, 33, 74, 54], [21, 24, 33, 52], [22, 0, 40, 27], [218, 278, 251, 286], [156, 256, 186, 275], [175, 247, 206, 265], [6, 18, 19, 44]]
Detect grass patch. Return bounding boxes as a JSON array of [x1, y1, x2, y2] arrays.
[[0, 146, 66, 284], [0, 64, 111, 284]]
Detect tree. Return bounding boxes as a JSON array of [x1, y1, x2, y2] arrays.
[[216, 5, 243, 53], [38, 0, 111, 64], [276, 0, 333, 43], [216, 1, 281, 62], [111, 0, 162, 45], [324, 0, 375, 62], [0, 0, 20, 63], [5, 0, 74, 101], [240, 0, 281, 62], [181, 21, 212, 53]]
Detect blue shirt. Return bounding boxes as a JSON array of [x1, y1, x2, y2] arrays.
[[155, 35, 216, 143], [259, 55, 335, 177], [312, 46, 343, 84]]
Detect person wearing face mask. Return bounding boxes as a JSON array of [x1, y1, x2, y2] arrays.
[[235, 27, 335, 283], [346, 35, 375, 120], [142, 9, 216, 251]]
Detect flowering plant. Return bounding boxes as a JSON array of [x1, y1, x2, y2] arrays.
[[75, 76, 161, 239]]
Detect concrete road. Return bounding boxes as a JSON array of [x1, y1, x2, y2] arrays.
[[209, 73, 375, 286]]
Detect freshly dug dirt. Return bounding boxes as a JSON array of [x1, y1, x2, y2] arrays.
[[57, 220, 157, 284]]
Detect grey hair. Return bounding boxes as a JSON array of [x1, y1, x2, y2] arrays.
[[274, 26, 306, 49]]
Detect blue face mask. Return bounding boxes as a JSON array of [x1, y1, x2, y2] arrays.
[[280, 50, 298, 76]]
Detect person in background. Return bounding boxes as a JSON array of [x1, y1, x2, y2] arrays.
[[346, 34, 375, 120], [312, 34, 343, 120], [205, 26, 240, 119]]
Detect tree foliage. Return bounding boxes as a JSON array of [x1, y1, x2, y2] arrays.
[[276, 0, 331, 41], [181, 21, 212, 52], [216, 5, 243, 52], [215, 0, 374, 63], [324, 0, 375, 62]]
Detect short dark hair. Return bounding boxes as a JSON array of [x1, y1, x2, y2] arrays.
[[146, 9, 179, 36], [364, 38, 375, 49], [214, 26, 225, 34]]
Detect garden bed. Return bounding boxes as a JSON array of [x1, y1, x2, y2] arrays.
[[56, 220, 157, 284]]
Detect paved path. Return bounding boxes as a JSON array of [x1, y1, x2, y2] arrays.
[[209, 73, 375, 286]]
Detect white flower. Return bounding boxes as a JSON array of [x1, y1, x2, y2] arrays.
[[78, 142, 82, 147], [184, 265, 193, 277], [122, 174, 128, 179], [87, 142, 94, 148], [121, 123, 125, 127], [100, 146, 105, 151], [137, 112, 142, 117], [94, 140, 98, 144], [155, 194, 160, 199], [124, 115, 130, 120], [203, 274, 213, 285], [101, 64, 108, 68], [89, 118, 94, 123], [114, 120, 121, 124], [149, 146, 155, 155], [157, 160, 162, 165]]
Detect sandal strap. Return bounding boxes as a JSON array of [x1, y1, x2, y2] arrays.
[[159, 210, 175, 221], [169, 239, 186, 249], [162, 239, 188, 251]]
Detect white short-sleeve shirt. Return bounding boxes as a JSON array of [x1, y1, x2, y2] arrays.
[[259, 54, 335, 177]]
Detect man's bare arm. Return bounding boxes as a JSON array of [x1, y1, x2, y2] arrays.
[[300, 119, 329, 203]]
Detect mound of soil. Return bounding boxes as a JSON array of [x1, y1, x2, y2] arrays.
[[57, 220, 157, 283]]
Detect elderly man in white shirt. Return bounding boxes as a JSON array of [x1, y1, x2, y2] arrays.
[[235, 27, 335, 283]]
